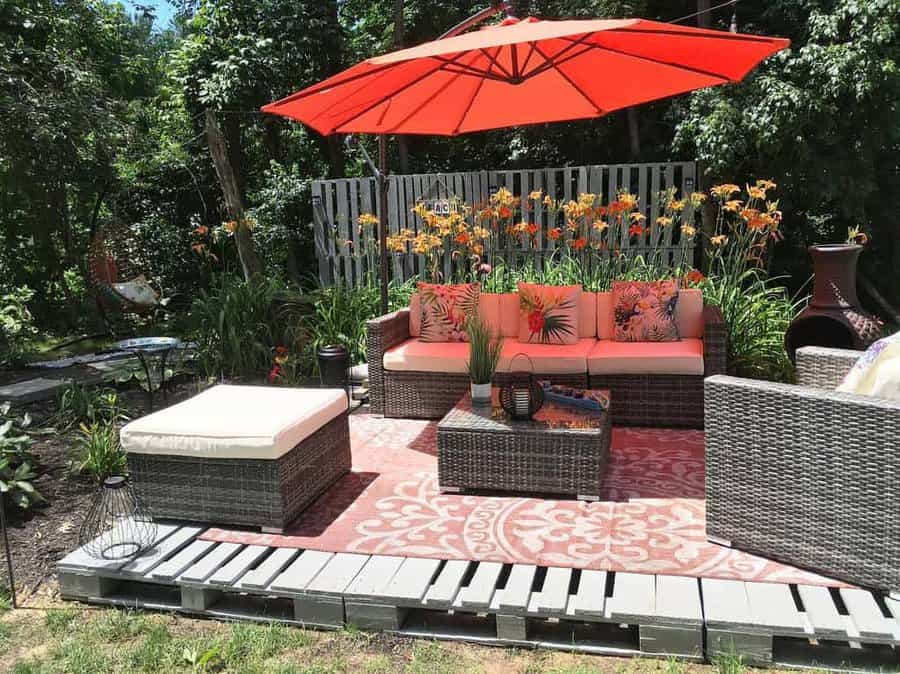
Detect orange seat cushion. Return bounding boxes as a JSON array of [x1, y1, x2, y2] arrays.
[[588, 338, 705, 376], [499, 338, 594, 375], [383, 339, 470, 374]]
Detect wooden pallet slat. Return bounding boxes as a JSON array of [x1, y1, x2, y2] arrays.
[[458, 561, 503, 609], [839, 588, 896, 641], [701, 578, 755, 629], [423, 560, 470, 608], [150, 539, 217, 581], [607, 572, 655, 623], [496, 564, 536, 612], [208, 545, 269, 587], [345, 555, 405, 600], [573, 569, 607, 618], [530, 567, 572, 614], [57, 521, 181, 574], [655, 575, 702, 626], [797, 585, 848, 639], [179, 542, 242, 584], [121, 526, 204, 578], [270, 550, 335, 594], [238, 548, 300, 590], [381, 557, 442, 602], [745, 582, 806, 636]]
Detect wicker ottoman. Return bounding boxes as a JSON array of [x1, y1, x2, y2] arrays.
[[121, 385, 351, 532]]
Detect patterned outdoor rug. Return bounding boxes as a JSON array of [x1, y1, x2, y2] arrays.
[[201, 413, 840, 585]]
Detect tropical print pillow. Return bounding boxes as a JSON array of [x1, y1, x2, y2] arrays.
[[418, 282, 480, 342], [613, 280, 680, 342], [517, 283, 581, 345]]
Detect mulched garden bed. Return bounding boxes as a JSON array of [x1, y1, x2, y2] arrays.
[[2, 381, 196, 603]]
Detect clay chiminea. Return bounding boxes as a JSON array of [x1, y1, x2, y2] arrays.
[[784, 244, 883, 361]]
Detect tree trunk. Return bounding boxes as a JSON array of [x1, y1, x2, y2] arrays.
[[394, 0, 410, 174], [262, 116, 282, 163], [627, 108, 641, 159], [204, 110, 263, 281]]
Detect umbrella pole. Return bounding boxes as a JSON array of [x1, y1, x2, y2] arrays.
[[377, 135, 390, 314]]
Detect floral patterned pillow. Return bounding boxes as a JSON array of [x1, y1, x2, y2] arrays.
[[612, 280, 680, 342], [418, 282, 481, 342], [517, 283, 581, 345]]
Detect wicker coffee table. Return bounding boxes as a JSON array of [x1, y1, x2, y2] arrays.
[[437, 388, 611, 500]]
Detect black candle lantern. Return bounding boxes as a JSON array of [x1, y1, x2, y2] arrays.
[[499, 353, 544, 420], [79, 476, 158, 560]]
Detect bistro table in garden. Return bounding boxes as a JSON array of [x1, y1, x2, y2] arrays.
[[112, 337, 184, 411], [437, 388, 611, 500]]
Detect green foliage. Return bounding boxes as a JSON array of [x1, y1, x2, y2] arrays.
[[0, 406, 43, 509], [55, 384, 130, 428], [190, 274, 284, 379], [0, 286, 38, 365], [296, 279, 416, 370], [182, 643, 222, 672], [70, 423, 127, 483], [465, 315, 502, 384], [674, 0, 900, 296], [701, 271, 797, 382]]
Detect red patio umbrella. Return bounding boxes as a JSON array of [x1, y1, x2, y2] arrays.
[[264, 14, 789, 310], [263, 16, 788, 136]]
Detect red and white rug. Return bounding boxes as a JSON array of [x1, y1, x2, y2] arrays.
[[201, 414, 840, 586]]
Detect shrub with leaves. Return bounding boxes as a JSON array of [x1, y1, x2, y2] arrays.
[[190, 274, 284, 379], [0, 406, 43, 509], [70, 423, 127, 483]]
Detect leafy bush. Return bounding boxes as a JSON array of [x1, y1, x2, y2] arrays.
[[292, 279, 416, 369], [70, 423, 127, 483], [701, 272, 797, 382], [190, 274, 284, 379], [0, 407, 43, 509], [0, 286, 38, 365], [55, 384, 130, 428]]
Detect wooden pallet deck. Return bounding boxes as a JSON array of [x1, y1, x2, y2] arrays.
[[57, 523, 900, 669]]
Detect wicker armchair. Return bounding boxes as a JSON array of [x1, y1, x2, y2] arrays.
[[705, 346, 899, 593]]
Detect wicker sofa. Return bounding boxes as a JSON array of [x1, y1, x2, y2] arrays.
[[367, 289, 726, 426], [706, 346, 898, 593]]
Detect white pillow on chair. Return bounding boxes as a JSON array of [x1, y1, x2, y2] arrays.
[[836, 332, 900, 401]]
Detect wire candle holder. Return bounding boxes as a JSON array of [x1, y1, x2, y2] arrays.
[[78, 476, 157, 560]]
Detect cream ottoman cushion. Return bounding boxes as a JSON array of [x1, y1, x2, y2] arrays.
[[121, 385, 348, 461]]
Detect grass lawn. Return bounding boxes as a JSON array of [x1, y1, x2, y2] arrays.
[[0, 597, 787, 674]]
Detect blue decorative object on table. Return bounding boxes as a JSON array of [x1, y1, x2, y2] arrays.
[[539, 381, 610, 412]]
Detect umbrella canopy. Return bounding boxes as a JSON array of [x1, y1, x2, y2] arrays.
[[263, 16, 789, 136]]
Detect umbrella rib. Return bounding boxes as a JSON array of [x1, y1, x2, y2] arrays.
[[478, 48, 514, 80], [518, 41, 538, 75], [532, 43, 605, 115], [385, 52, 485, 133], [328, 54, 466, 133], [557, 36, 732, 83], [269, 61, 401, 108], [452, 52, 495, 135], [520, 33, 596, 79]]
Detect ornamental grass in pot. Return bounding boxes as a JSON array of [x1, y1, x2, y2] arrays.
[[466, 315, 502, 404]]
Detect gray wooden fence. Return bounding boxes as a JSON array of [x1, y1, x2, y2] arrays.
[[311, 161, 696, 287]]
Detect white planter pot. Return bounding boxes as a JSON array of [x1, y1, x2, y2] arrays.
[[470, 382, 492, 404]]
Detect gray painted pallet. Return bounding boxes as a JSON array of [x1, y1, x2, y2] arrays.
[[57, 524, 900, 669]]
